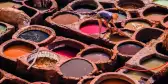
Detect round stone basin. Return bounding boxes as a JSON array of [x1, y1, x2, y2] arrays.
[[117, 42, 143, 55], [125, 21, 151, 31], [18, 30, 49, 42], [118, 0, 145, 9], [60, 59, 94, 78]]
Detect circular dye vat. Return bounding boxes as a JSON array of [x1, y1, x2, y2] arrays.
[[73, 4, 97, 13], [100, 79, 131, 84], [145, 13, 164, 21], [0, 24, 6, 34], [118, 43, 143, 55], [52, 13, 79, 25], [125, 21, 151, 30], [0, 2, 22, 8], [60, 59, 94, 78], [153, 0, 168, 7], [82, 51, 110, 63], [18, 30, 49, 42], [118, 1, 144, 9], [141, 57, 167, 72], [80, 24, 107, 34], [53, 46, 80, 58], [28, 51, 59, 68], [4, 45, 34, 59]]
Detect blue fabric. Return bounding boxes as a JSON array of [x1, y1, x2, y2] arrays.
[[97, 10, 113, 22]]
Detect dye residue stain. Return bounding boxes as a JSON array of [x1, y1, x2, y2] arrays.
[[53, 46, 79, 58], [4, 45, 33, 59], [28, 51, 59, 68], [52, 14, 79, 25], [80, 24, 107, 34], [0, 25, 6, 34], [100, 79, 130, 84], [145, 13, 165, 21], [18, 30, 49, 42], [118, 43, 143, 55], [125, 21, 151, 31], [122, 31, 134, 37], [153, 0, 168, 7], [0, 2, 21, 8], [83, 52, 110, 63], [141, 57, 167, 72], [60, 59, 93, 78], [125, 71, 151, 81]]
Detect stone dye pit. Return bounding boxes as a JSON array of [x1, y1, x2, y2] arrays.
[[18, 30, 49, 42], [60, 59, 94, 78]]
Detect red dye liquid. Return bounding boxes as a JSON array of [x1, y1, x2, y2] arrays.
[[54, 46, 79, 58], [80, 24, 107, 34]]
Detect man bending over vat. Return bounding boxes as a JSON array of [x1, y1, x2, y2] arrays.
[[96, 10, 128, 38]]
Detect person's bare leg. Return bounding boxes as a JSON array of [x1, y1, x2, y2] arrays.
[[98, 19, 103, 37]]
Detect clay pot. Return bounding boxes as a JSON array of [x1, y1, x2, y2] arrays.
[[12, 25, 56, 46], [114, 40, 145, 60], [132, 27, 163, 43], [0, 22, 15, 44], [56, 57, 98, 84], [122, 18, 154, 31], [77, 76, 95, 84], [47, 36, 88, 61], [90, 72, 139, 84], [77, 46, 117, 72], [17, 47, 59, 83], [64, 0, 103, 15]]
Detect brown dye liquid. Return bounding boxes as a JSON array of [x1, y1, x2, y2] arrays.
[[141, 57, 167, 72], [100, 79, 130, 84], [0, 2, 21, 8], [4, 45, 33, 59], [60, 59, 93, 78], [52, 14, 79, 25], [125, 71, 151, 81], [103, 33, 130, 42], [145, 13, 164, 21], [125, 21, 151, 31], [118, 43, 143, 55], [83, 52, 110, 63]]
